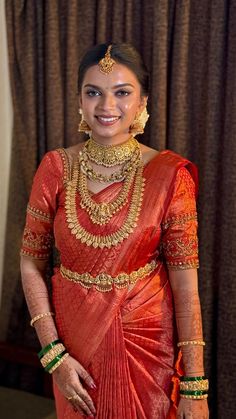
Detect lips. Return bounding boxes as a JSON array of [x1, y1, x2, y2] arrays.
[[95, 115, 121, 126]]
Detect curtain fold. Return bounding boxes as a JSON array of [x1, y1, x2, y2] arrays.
[[1, 0, 235, 416]]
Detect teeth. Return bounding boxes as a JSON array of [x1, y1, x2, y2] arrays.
[[98, 117, 119, 122]]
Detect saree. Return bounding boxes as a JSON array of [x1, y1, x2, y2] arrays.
[[21, 149, 199, 419]]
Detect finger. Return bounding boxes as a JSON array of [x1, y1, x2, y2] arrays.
[[70, 400, 84, 416], [80, 390, 96, 415], [72, 393, 94, 417], [76, 363, 96, 389]]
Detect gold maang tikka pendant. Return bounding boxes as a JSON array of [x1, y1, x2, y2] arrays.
[[98, 45, 116, 74]]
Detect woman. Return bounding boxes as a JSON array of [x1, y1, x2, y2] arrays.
[[20, 43, 209, 418]]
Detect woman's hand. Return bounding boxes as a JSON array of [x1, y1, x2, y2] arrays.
[[52, 355, 96, 417], [177, 398, 209, 418]]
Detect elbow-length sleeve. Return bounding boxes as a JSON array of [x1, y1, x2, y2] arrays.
[[161, 166, 199, 270], [20, 151, 63, 260]]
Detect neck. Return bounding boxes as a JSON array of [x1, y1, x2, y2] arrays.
[[91, 132, 133, 146]]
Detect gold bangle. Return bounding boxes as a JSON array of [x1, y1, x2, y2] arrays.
[[30, 312, 55, 327], [40, 343, 66, 368], [180, 394, 208, 400], [48, 352, 69, 374], [177, 340, 205, 348], [180, 379, 209, 392]]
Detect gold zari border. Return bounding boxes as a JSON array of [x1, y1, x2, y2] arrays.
[[60, 259, 159, 292]]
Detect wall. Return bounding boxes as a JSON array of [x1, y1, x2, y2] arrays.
[[0, 1, 13, 305]]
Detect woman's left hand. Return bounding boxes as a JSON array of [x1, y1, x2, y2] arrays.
[[177, 398, 209, 418]]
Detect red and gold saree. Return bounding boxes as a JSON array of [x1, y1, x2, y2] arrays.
[[21, 149, 199, 419]]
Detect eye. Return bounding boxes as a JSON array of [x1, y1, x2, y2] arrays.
[[86, 90, 101, 97], [115, 90, 131, 97]]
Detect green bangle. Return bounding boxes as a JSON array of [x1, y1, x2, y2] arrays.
[[180, 376, 206, 382], [180, 390, 208, 396], [38, 339, 61, 359], [44, 350, 67, 372]]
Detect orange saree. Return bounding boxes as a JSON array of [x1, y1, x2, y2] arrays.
[[21, 149, 199, 419]]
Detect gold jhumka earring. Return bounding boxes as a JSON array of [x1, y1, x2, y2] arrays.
[[129, 107, 149, 136], [78, 109, 92, 134]]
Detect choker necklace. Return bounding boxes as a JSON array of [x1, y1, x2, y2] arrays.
[[85, 136, 138, 167], [79, 145, 141, 183]]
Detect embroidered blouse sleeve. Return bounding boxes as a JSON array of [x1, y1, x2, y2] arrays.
[[161, 166, 199, 270], [20, 150, 64, 260]]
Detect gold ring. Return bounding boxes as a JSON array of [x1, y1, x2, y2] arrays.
[[66, 394, 79, 401]]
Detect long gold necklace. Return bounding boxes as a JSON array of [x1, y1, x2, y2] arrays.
[[78, 166, 136, 225], [65, 160, 145, 248], [85, 136, 138, 167]]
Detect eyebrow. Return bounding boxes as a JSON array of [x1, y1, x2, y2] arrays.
[[83, 83, 135, 89]]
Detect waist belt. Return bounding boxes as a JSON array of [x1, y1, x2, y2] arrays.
[[59, 259, 159, 292]]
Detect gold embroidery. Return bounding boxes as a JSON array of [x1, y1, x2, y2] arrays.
[[57, 148, 71, 184], [60, 259, 158, 292], [161, 212, 197, 231], [22, 227, 53, 250], [65, 160, 145, 248], [20, 249, 51, 260], [166, 259, 199, 270], [162, 237, 198, 258], [27, 204, 53, 223]]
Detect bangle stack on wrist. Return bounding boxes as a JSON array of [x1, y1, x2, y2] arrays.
[[180, 376, 209, 400], [38, 339, 69, 374]]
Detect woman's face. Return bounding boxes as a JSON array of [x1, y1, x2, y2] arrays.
[[79, 63, 147, 144]]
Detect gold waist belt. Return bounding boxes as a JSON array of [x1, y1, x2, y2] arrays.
[[60, 259, 159, 292]]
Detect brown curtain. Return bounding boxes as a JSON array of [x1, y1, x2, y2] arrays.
[[1, 0, 236, 417]]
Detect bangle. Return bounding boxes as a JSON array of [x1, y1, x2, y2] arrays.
[[180, 375, 206, 382], [48, 352, 69, 374], [180, 379, 209, 392], [180, 393, 208, 400], [38, 339, 61, 359], [177, 340, 205, 347], [44, 350, 67, 372], [40, 343, 66, 368], [30, 312, 55, 327]]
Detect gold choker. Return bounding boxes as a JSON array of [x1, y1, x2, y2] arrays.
[[85, 136, 138, 167]]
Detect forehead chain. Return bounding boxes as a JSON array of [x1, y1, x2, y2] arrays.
[[98, 45, 116, 74]]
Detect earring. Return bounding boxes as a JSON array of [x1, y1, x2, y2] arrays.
[[129, 106, 149, 136], [78, 109, 92, 134]]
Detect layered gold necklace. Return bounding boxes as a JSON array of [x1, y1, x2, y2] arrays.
[[65, 137, 145, 248]]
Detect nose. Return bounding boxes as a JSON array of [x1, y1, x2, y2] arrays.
[[98, 93, 116, 111]]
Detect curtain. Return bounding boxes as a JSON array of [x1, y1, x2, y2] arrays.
[[1, 0, 236, 417]]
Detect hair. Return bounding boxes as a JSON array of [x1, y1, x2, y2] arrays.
[[77, 43, 149, 96]]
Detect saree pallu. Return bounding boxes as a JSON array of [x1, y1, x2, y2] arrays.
[[21, 149, 199, 418]]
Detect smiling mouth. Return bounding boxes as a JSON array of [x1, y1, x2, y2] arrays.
[[95, 116, 121, 125]]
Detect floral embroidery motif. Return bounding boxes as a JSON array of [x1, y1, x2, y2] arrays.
[[161, 212, 197, 231], [22, 227, 53, 250], [162, 236, 198, 258], [27, 204, 53, 223]]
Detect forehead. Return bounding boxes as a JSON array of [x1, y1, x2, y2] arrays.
[[82, 63, 141, 89]]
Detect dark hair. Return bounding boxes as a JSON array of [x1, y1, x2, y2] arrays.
[[78, 43, 149, 96]]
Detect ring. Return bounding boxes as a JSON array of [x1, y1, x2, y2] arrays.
[[66, 394, 79, 401]]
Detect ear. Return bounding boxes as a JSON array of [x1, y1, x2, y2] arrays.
[[138, 96, 148, 113]]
